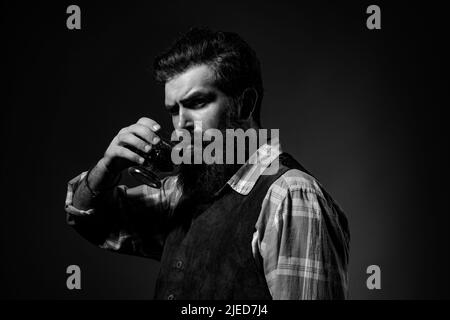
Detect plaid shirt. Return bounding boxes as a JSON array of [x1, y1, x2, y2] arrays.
[[65, 138, 350, 299]]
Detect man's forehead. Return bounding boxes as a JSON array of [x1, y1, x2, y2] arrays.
[[165, 64, 217, 105]]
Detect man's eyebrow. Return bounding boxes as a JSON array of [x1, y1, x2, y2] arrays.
[[180, 91, 215, 105], [165, 91, 215, 108]]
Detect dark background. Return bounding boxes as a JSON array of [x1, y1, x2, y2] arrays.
[[2, 1, 448, 299]]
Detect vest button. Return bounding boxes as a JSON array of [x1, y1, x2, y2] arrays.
[[167, 294, 175, 300], [176, 260, 183, 269]]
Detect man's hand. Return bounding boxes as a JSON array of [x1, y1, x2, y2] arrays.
[[77, 117, 163, 200], [101, 117, 162, 175]]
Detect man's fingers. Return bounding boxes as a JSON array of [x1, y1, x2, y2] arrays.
[[137, 117, 161, 132], [127, 123, 161, 145], [117, 132, 151, 154], [113, 145, 145, 165], [105, 118, 162, 172]]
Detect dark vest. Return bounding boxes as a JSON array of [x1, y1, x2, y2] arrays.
[[154, 153, 310, 300]]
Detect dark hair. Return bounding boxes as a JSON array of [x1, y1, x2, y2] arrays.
[[154, 27, 264, 125]]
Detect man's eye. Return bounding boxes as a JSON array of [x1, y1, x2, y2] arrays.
[[192, 101, 206, 109]]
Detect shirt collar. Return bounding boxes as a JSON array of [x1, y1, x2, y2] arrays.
[[223, 136, 282, 196]]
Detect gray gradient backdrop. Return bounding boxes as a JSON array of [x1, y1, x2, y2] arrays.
[[2, 1, 448, 299]]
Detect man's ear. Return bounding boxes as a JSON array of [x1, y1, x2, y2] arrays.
[[238, 87, 259, 120]]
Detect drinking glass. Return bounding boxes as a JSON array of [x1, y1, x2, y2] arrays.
[[128, 132, 178, 188]]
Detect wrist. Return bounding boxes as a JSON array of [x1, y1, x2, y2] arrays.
[[96, 157, 118, 177], [86, 159, 121, 196]]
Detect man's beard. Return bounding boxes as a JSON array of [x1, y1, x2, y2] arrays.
[[177, 104, 250, 203], [178, 160, 239, 203]]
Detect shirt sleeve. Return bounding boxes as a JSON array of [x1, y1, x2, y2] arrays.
[[255, 169, 349, 300], [65, 171, 181, 260]]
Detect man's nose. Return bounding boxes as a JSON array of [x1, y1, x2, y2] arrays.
[[176, 106, 194, 130]]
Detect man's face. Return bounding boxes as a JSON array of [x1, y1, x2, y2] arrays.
[[164, 64, 242, 200], [164, 64, 230, 133]]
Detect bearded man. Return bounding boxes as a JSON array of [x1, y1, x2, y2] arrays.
[[65, 27, 350, 300]]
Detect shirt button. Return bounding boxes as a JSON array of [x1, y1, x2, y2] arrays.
[[167, 294, 175, 300], [176, 260, 183, 269]]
